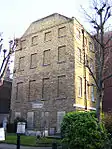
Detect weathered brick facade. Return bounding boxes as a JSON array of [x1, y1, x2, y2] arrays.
[[11, 13, 96, 133]]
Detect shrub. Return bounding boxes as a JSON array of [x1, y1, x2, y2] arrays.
[[61, 111, 110, 149]]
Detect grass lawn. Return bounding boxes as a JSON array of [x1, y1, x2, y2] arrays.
[[2, 133, 61, 147]]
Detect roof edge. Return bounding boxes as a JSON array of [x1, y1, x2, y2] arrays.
[[32, 13, 72, 24]]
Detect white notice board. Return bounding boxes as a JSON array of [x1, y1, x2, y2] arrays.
[[17, 122, 26, 134], [0, 128, 5, 141]]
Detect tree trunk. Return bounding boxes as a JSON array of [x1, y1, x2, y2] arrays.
[[96, 89, 103, 122]]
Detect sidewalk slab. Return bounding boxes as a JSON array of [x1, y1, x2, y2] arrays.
[[0, 143, 52, 149]]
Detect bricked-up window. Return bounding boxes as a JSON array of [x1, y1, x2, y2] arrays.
[[58, 46, 66, 63], [29, 80, 36, 100], [32, 35, 38, 45], [42, 78, 50, 100], [90, 58, 94, 73], [58, 26, 66, 37], [30, 53, 37, 68], [77, 48, 81, 63], [76, 29, 81, 39], [21, 39, 26, 49], [57, 75, 66, 98], [43, 49, 50, 65], [16, 82, 23, 100], [19, 57, 24, 71], [78, 77, 82, 97], [44, 31, 52, 42]]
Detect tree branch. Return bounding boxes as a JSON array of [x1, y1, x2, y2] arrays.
[[102, 6, 111, 25], [0, 55, 10, 80], [85, 64, 99, 90], [81, 5, 100, 29], [102, 73, 112, 82], [104, 34, 112, 47]]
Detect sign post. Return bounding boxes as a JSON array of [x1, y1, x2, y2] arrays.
[[16, 122, 26, 149], [0, 128, 5, 141]]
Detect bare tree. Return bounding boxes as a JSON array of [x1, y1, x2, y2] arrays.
[[0, 34, 17, 85], [82, 0, 112, 121]]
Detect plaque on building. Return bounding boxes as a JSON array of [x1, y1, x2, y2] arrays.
[[32, 102, 44, 109]]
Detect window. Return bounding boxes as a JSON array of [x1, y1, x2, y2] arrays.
[[16, 82, 23, 100], [41, 111, 49, 129], [57, 75, 66, 98], [42, 78, 50, 100], [91, 85, 95, 102], [76, 29, 81, 39], [90, 58, 94, 73], [89, 42, 93, 51], [58, 26, 66, 37], [78, 77, 82, 97], [27, 112, 34, 129], [58, 45, 66, 63], [44, 31, 52, 42], [77, 48, 81, 63], [30, 53, 37, 68], [19, 57, 24, 71], [84, 36, 87, 45], [43, 49, 50, 65], [29, 80, 36, 100], [41, 112, 49, 118], [21, 39, 26, 49], [32, 35, 38, 45], [86, 80, 89, 99], [57, 111, 65, 133]]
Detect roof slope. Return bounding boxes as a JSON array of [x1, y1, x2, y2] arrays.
[[22, 13, 73, 37]]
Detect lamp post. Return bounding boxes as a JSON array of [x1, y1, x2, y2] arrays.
[[3, 49, 7, 59]]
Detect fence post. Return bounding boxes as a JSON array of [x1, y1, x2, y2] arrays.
[[52, 142, 57, 149]]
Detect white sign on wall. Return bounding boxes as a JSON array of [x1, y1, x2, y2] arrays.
[[32, 102, 44, 109], [0, 128, 5, 141]]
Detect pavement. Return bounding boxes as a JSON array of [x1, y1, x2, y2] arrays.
[[0, 143, 52, 149]]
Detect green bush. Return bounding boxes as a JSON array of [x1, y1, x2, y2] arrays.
[[61, 111, 110, 149]]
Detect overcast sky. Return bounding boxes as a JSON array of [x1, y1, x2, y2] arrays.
[[0, 0, 93, 76], [0, 0, 92, 46], [0, 0, 111, 75]]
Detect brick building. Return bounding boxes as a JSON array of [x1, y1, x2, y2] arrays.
[[0, 68, 12, 123], [103, 31, 112, 113], [11, 13, 96, 133]]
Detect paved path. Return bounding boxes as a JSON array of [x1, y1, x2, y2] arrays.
[[0, 143, 52, 149]]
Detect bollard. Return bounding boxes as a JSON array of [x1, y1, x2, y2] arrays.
[[17, 134, 20, 149], [52, 142, 57, 149]]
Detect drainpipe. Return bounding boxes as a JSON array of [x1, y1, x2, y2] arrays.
[[82, 29, 87, 110]]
